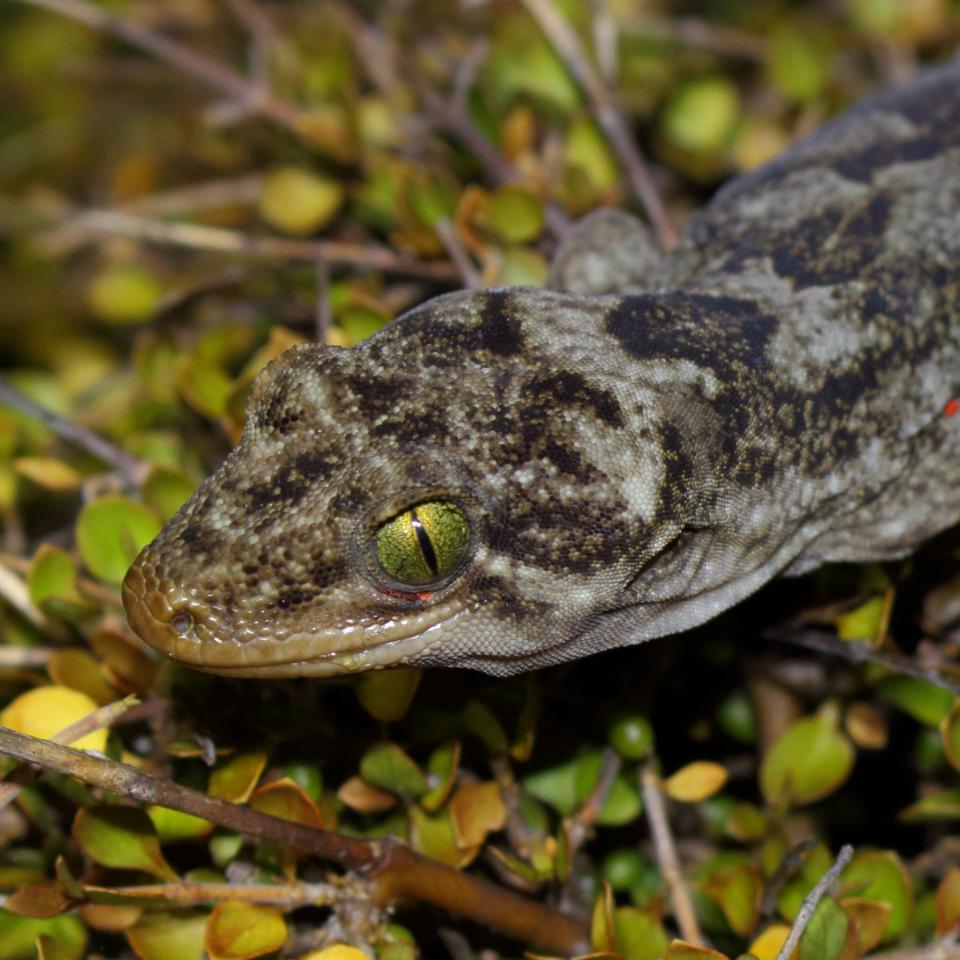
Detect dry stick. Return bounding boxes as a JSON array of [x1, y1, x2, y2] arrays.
[[42, 210, 458, 283], [435, 220, 482, 289], [0, 697, 140, 811], [774, 844, 853, 960], [0, 727, 588, 953], [14, 0, 304, 136], [81, 879, 340, 909], [519, 0, 677, 251], [0, 377, 150, 488], [767, 627, 960, 697], [640, 763, 702, 945]]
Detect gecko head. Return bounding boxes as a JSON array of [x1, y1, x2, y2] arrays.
[[123, 288, 662, 677]]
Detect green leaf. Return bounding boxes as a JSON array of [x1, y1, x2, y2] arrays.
[[86, 263, 163, 325], [126, 910, 208, 960], [353, 668, 421, 722], [360, 742, 428, 798], [799, 898, 849, 960], [876, 676, 955, 726], [662, 77, 740, 155], [147, 806, 214, 842], [840, 851, 913, 941], [613, 906, 670, 960], [608, 712, 655, 760], [73, 806, 177, 881], [760, 704, 854, 806], [463, 700, 509, 755], [76, 496, 161, 584], [899, 786, 960, 822], [142, 466, 195, 522], [0, 913, 87, 960], [597, 773, 644, 826], [258, 166, 345, 236], [484, 186, 544, 244], [28, 544, 97, 621]]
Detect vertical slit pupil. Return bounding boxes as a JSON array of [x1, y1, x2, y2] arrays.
[[410, 509, 439, 576]]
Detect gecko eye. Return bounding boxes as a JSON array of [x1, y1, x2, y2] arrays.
[[374, 501, 470, 586]]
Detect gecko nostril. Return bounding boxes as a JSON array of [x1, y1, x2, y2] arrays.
[[171, 611, 195, 635]]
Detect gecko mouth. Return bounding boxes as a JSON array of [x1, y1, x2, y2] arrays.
[[122, 563, 467, 677]]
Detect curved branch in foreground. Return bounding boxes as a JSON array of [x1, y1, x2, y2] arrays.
[[0, 726, 587, 953]]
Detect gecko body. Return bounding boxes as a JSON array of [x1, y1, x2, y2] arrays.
[[123, 62, 960, 676]]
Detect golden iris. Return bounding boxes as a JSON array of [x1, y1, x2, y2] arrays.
[[374, 501, 470, 586]]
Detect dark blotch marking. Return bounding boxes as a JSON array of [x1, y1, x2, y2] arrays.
[[606, 293, 777, 380], [477, 290, 525, 356], [525, 369, 625, 428]]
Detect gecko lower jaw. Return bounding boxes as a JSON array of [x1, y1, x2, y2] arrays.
[[121, 563, 466, 677]]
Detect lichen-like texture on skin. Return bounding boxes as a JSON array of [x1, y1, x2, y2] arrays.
[[124, 61, 960, 677]]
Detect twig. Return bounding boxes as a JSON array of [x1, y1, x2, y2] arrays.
[[81, 878, 340, 909], [640, 763, 702, 945], [40, 210, 458, 283], [0, 726, 587, 952], [0, 561, 52, 634], [626, 15, 767, 61], [567, 747, 621, 849], [767, 628, 960, 697], [435, 220, 482, 289], [760, 839, 820, 916], [0, 696, 139, 811], [223, 0, 277, 85], [0, 647, 55, 669], [518, 0, 677, 250], [13, 0, 306, 137], [774, 844, 854, 960], [0, 377, 150, 488]]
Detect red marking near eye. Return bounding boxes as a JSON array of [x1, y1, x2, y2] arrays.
[[376, 586, 434, 603], [945, 398, 959, 417]]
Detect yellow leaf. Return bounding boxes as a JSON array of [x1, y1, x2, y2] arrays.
[[749, 924, 795, 960], [935, 866, 960, 936], [14, 457, 82, 492], [0, 686, 107, 752], [298, 948, 369, 960], [205, 900, 286, 960], [664, 761, 728, 802]]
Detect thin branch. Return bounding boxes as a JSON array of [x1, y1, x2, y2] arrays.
[[435, 220, 482, 289], [568, 747, 621, 849], [641, 763, 703, 945], [40, 210, 458, 283], [774, 844, 854, 960], [0, 696, 140, 811], [518, 0, 677, 250], [767, 628, 960, 697], [0, 726, 587, 952], [0, 377, 150, 487], [81, 878, 340, 909], [626, 15, 767, 61], [0, 561, 52, 634], [13, 0, 306, 137]]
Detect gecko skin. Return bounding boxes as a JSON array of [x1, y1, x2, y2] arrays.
[[123, 62, 960, 677]]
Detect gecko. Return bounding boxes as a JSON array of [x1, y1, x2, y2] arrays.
[[123, 61, 960, 678]]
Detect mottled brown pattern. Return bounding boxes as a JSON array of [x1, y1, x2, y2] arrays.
[[123, 62, 960, 676]]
